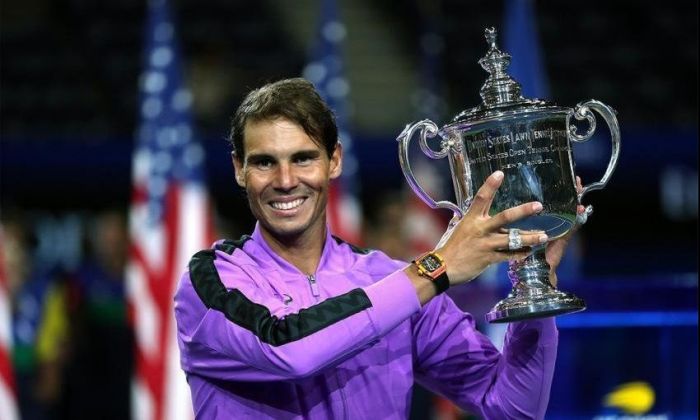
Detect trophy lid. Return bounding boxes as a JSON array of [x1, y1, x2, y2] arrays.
[[451, 27, 550, 123]]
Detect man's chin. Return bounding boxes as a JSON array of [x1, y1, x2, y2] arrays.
[[263, 222, 308, 240]]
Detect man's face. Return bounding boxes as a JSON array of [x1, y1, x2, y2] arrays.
[[233, 118, 342, 242]]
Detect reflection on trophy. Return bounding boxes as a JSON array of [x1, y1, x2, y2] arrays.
[[397, 27, 621, 323]]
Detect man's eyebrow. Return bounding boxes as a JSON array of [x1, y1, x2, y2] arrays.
[[291, 150, 322, 159], [246, 153, 275, 163]]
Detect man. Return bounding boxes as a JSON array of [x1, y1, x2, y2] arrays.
[[174, 78, 580, 419]]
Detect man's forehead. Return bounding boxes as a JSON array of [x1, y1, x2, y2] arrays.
[[243, 118, 324, 155], [246, 117, 304, 131]]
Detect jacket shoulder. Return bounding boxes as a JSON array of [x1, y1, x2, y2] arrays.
[[331, 235, 407, 279]]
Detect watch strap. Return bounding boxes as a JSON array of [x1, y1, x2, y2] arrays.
[[430, 271, 450, 295]]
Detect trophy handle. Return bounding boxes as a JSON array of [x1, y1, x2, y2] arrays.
[[397, 119, 463, 217], [568, 100, 621, 201]]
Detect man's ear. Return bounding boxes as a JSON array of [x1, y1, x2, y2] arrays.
[[329, 142, 343, 180], [231, 152, 246, 187]]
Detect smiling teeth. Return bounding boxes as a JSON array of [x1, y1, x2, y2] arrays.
[[271, 199, 304, 210]]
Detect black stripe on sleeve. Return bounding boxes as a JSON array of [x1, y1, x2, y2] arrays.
[[214, 235, 251, 255], [188, 249, 373, 346]]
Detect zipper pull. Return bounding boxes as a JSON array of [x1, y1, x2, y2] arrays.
[[307, 274, 321, 297]]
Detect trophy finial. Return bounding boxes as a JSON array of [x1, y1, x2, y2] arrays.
[[485, 27, 497, 50], [477, 26, 525, 107]]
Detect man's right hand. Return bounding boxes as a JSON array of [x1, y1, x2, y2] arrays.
[[436, 170, 548, 286]]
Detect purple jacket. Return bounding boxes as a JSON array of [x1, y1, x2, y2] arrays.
[[174, 224, 558, 419]]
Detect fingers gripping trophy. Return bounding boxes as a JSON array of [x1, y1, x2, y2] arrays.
[[397, 27, 621, 323]]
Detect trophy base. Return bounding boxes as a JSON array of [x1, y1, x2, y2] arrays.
[[485, 246, 586, 323], [485, 288, 586, 323]]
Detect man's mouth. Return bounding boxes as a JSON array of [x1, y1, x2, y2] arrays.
[[270, 198, 305, 211]]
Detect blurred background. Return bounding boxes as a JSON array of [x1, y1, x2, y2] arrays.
[[0, 0, 697, 419]]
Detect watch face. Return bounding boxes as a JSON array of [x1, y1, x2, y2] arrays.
[[421, 254, 442, 273]]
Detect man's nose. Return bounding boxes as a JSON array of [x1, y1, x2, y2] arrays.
[[274, 163, 298, 191]]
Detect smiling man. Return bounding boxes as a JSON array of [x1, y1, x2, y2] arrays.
[[174, 78, 577, 419], [232, 116, 341, 273]]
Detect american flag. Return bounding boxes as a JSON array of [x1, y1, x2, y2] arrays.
[[0, 225, 19, 420], [126, 0, 212, 419], [303, 0, 363, 245]]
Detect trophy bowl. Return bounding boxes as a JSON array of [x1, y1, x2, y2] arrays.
[[397, 27, 620, 323]]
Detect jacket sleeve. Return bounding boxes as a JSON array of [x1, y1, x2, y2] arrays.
[[412, 295, 558, 420], [174, 249, 421, 382]]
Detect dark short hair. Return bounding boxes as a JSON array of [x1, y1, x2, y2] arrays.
[[229, 78, 338, 159]]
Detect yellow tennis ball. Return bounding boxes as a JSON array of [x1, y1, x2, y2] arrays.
[[603, 381, 655, 415]]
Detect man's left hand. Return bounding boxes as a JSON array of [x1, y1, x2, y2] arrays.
[[545, 176, 587, 286]]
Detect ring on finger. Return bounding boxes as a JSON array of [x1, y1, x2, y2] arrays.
[[576, 205, 594, 225], [508, 228, 523, 250]]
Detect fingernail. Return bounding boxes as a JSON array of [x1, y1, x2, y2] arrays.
[[493, 171, 504, 180], [539, 234, 548, 243], [533, 202, 543, 212]]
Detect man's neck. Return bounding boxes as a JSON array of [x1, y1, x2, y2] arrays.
[[259, 225, 326, 275]]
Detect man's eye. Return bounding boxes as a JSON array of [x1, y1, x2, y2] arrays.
[[294, 156, 313, 165], [254, 159, 273, 169]]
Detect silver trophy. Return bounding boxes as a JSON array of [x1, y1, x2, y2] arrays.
[[397, 27, 620, 323]]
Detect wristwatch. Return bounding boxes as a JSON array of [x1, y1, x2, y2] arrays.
[[412, 251, 450, 294]]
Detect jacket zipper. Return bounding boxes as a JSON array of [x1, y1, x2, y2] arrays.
[[307, 275, 345, 417], [307, 274, 320, 298]]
